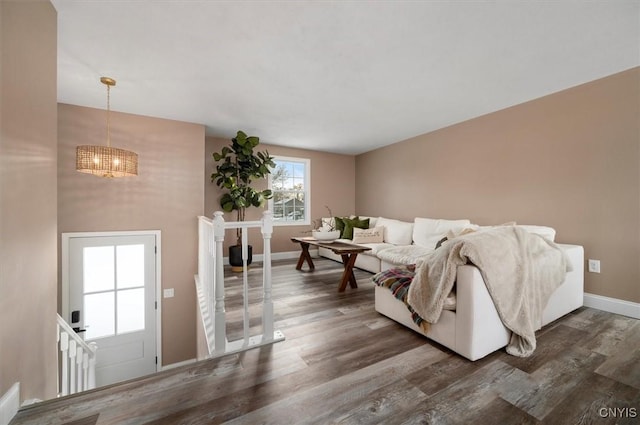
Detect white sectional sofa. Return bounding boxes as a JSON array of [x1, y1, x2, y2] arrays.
[[317, 215, 584, 360], [318, 216, 559, 273]]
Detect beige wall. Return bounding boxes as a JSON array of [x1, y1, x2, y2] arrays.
[[58, 104, 205, 365], [205, 137, 356, 254], [0, 1, 58, 401], [356, 68, 640, 303]]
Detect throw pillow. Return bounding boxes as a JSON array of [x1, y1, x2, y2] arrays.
[[334, 216, 346, 236], [352, 226, 384, 244], [341, 217, 370, 239], [333, 216, 357, 237]]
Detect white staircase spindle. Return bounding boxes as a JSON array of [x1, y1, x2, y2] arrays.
[[88, 342, 97, 389], [76, 346, 84, 391], [69, 340, 77, 394], [82, 350, 89, 391], [60, 331, 69, 396]]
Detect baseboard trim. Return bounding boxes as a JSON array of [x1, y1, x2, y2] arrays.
[[0, 383, 19, 425], [160, 358, 197, 371], [584, 293, 640, 319]]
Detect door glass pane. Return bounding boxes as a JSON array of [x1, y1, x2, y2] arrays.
[[83, 246, 115, 293], [117, 288, 145, 334], [116, 244, 145, 289], [85, 292, 115, 339]]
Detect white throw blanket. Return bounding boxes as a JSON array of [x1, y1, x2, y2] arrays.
[[407, 226, 571, 357]]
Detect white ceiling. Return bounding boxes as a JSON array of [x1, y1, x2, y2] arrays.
[[51, 1, 639, 155]]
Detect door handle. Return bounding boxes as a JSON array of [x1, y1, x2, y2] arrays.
[[72, 327, 86, 334]]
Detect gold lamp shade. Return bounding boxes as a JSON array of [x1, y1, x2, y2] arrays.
[[76, 77, 138, 178], [76, 145, 138, 178]]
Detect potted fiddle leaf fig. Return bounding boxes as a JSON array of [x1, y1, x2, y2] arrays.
[[211, 130, 275, 270]]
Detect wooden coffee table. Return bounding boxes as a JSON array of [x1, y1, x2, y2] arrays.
[[291, 237, 372, 292]]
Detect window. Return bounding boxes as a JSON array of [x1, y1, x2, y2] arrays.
[[268, 156, 310, 225], [82, 244, 146, 339]]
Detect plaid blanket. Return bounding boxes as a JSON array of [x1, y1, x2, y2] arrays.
[[372, 265, 427, 330]]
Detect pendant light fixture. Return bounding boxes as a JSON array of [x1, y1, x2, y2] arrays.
[[76, 77, 138, 178]]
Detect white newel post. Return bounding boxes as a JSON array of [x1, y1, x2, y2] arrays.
[[212, 211, 227, 354], [198, 217, 207, 315], [241, 227, 250, 345], [261, 210, 274, 341], [82, 349, 89, 390], [205, 218, 215, 327]]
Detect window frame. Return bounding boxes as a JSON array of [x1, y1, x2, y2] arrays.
[[268, 156, 311, 226]]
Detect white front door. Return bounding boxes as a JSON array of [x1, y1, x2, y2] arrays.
[[65, 234, 158, 387]]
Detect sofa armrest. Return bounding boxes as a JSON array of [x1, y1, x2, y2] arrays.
[[454, 265, 510, 360], [454, 244, 584, 360], [541, 244, 584, 326]]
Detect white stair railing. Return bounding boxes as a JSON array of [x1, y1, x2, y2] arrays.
[[56, 314, 97, 396], [195, 210, 284, 358]]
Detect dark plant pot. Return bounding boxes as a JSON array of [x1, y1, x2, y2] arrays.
[[229, 244, 252, 268]]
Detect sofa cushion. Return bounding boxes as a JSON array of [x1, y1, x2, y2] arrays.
[[413, 217, 472, 249], [361, 242, 396, 256], [333, 239, 394, 255], [352, 226, 384, 244], [376, 217, 414, 245], [377, 245, 434, 266]]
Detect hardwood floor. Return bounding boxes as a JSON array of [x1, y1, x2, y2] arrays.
[[12, 258, 640, 424]]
